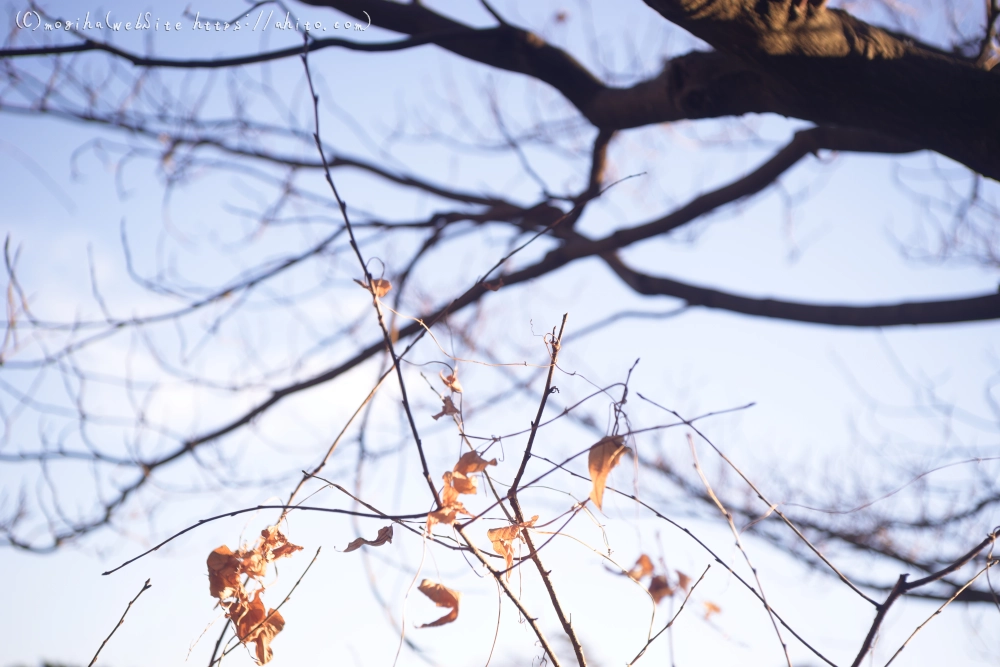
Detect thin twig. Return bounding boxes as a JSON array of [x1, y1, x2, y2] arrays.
[[628, 565, 710, 665], [850, 575, 908, 667], [87, 578, 151, 667], [689, 435, 792, 667], [301, 39, 442, 508], [884, 559, 997, 666], [531, 453, 837, 667], [507, 316, 586, 666], [455, 525, 563, 667], [640, 394, 879, 607], [103, 505, 425, 575]]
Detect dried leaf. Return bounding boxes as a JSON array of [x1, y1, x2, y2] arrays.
[[676, 570, 692, 593], [431, 396, 460, 420], [648, 575, 675, 604], [259, 526, 304, 563], [355, 277, 392, 297], [626, 554, 654, 581], [427, 472, 471, 529], [206, 527, 301, 664], [426, 503, 469, 529], [450, 471, 477, 495], [487, 515, 538, 576], [233, 589, 285, 664], [417, 579, 461, 627], [207, 546, 242, 600], [439, 370, 463, 393], [453, 450, 497, 476], [483, 278, 504, 291], [703, 601, 722, 620], [587, 435, 630, 510], [207, 527, 302, 599], [344, 525, 394, 552]]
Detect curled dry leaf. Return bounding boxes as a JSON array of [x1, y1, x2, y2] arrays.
[[431, 396, 460, 420], [450, 471, 477, 495], [205, 525, 301, 664], [207, 546, 242, 600], [427, 472, 471, 530], [648, 575, 675, 604], [487, 515, 538, 576], [703, 601, 722, 620], [587, 435, 630, 510], [426, 451, 497, 529], [343, 524, 393, 552], [454, 450, 497, 476], [626, 554, 654, 581], [676, 570, 692, 593], [354, 277, 392, 297], [439, 370, 463, 393], [417, 579, 461, 628], [232, 589, 285, 665]]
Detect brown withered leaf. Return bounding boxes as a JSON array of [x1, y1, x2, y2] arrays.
[[439, 370, 463, 393], [626, 554, 655, 581], [234, 589, 285, 665], [417, 579, 461, 628], [259, 526, 304, 562], [587, 435, 630, 510], [483, 278, 504, 291], [487, 515, 538, 575], [454, 450, 497, 476], [427, 472, 471, 529], [703, 601, 722, 620], [676, 570, 692, 593], [207, 527, 302, 600], [343, 525, 394, 552], [354, 277, 392, 298], [426, 503, 469, 529], [207, 546, 242, 600], [431, 396, 460, 420], [648, 575, 675, 604], [450, 471, 477, 495]]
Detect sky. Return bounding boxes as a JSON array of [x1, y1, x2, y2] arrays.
[[1, 1, 999, 666]]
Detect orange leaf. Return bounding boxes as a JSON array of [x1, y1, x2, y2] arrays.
[[453, 450, 497, 476], [355, 277, 392, 297], [626, 554, 654, 581], [439, 370, 463, 393], [234, 589, 285, 664], [587, 435, 629, 510], [207, 546, 242, 600], [417, 579, 461, 628], [207, 527, 302, 600], [648, 575, 675, 604], [486, 515, 538, 576], [431, 396, 460, 420], [343, 525, 393, 552], [703, 601, 722, 620], [426, 503, 469, 529], [427, 472, 471, 529], [676, 570, 691, 593], [450, 471, 478, 495], [259, 526, 304, 563]]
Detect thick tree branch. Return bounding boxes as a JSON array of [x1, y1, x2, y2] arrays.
[[643, 0, 1000, 179], [602, 253, 1000, 326]]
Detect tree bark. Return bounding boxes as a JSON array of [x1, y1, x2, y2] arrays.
[[643, 0, 1000, 179]]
